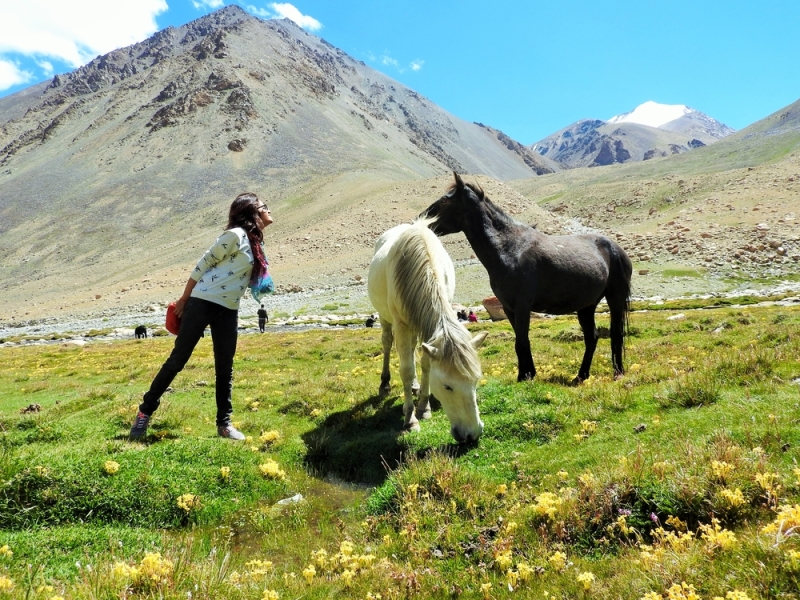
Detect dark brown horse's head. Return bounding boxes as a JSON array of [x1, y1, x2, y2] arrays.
[[419, 172, 484, 236]]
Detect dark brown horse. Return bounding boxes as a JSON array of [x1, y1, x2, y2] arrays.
[[421, 172, 632, 383]]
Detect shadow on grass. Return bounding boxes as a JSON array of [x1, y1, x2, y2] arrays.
[[301, 394, 472, 485]]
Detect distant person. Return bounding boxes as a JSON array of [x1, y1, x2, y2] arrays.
[[457, 309, 467, 322], [135, 325, 148, 339], [468, 310, 478, 323], [130, 193, 274, 441], [365, 314, 376, 328], [257, 304, 269, 333]]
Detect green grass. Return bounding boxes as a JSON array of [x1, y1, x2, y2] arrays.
[[1, 305, 800, 598]]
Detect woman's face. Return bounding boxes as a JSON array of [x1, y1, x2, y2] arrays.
[[254, 201, 273, 230]]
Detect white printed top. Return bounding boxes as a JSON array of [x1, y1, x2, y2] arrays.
[[190, 227, 254, 310]]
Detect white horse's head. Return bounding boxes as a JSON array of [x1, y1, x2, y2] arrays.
[[422, 331, 488, 443]]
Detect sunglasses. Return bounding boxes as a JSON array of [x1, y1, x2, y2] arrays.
[[255, 204, 270, 213]]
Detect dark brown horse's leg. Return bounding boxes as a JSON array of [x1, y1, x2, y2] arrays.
[[379, 319, 393, 396], [575, 306, 599, 383], [508, 308, 536, 381]]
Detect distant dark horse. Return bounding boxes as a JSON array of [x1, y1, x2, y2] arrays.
[[421, 172, 632, 384], [135, 326, 148, 339]]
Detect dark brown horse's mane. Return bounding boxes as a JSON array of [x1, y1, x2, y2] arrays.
[[445, 180, 484, 199]]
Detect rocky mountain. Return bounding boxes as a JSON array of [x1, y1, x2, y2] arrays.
[[0, 5, 554, 323], [532, 101, 734, 168]]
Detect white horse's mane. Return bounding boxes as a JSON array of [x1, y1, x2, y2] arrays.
[[392, 218, 482, 380]]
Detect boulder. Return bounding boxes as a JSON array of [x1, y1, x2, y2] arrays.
[[482, 296, 507, 321]]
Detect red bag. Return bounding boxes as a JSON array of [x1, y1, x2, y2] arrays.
[[165, 302, 182, 335]]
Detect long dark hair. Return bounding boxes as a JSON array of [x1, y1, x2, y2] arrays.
[[227, 192, 267, 284]]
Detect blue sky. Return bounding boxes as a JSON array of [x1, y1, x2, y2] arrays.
[[1, 0, 798, 144]]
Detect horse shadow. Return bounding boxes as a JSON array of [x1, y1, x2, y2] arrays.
[[299, 394, 473, 485]]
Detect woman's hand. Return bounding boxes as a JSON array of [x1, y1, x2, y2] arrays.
[[174, 279, 198, 318], [173, 296, 189, 318]]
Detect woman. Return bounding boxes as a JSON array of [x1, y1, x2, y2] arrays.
[[130, 193, 274, 441]]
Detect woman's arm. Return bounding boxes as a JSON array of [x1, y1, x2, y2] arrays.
[[173, 278, 197, 318]]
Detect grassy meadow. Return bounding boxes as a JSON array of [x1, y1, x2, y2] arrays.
[[1, 299, 800, 599]]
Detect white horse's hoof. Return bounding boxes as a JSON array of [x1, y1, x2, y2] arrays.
[[415, 409, 432, 420]]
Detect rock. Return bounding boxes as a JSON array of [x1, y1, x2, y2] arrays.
[[482, 296, 507, 321], [666, 313, 685, 321], [633, 423, 647, 433]]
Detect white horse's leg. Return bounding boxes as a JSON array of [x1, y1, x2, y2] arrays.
[[395, 323, 420, 432], [379, 318, 393, 397], [415, 345, 432, 420], [411, 331, 420, 397]]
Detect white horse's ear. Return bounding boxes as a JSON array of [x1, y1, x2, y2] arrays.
[[421, 342, 440, 358], [471, 331, 488, 349]]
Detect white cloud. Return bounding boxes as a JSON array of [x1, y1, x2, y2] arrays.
[[192, 0, 225, 9], [36, 60, 55, 76], [269, 3, 322, 31], [381, 55, 399, 68], [0, 58, 34, 91], [410, 60, 424, 72], [0, 0, 168, 68]]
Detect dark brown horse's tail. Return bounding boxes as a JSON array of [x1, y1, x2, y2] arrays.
[[608, 243, 633, 371]]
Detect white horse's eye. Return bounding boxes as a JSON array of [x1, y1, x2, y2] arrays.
[[443, 384, 453, 391]]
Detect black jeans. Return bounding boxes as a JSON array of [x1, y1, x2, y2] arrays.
[[140, 297, 238, 426]]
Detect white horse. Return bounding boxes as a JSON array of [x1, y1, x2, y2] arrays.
[[368, 219, 488, 442]]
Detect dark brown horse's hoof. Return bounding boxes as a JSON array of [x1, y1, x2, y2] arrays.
[[378, 384, 391, 397]]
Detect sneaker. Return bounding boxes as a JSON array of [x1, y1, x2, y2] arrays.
[[217, 424, 245, 441], [130, 411, 151, 440]]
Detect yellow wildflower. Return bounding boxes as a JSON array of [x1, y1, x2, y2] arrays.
[[0, 545, 12, 558], [103, 460, 120, 475], [506, 569, 519, 588], [699, 518, 738, 552], [762, 504, 800, 535], [557, 469, 569, 481], [133, 552, 174, 587], [219, 466, 231, 481], [665, 515, 687, 531], [517, 561, 534, 582], [480, 582, 492, 600], [711, 460, 733, 481], [262, 590, 279, 600], [641, 593, 664, 600], [259, 459, 286, 480], [665, 582, 701, 600], [532, 492, 562, 520], [341, 569, 355, 587], [302, 564, 316, 583], [176, 493, 201, 513], [578, 472, 598, 487], [719, 487, 745, 508], [494, 549, 513, 571], [0, 576, 14, 592], [259, 430, 281, 445], [496, 483, 508, 497], [576, 571, 595, 590], [548, 551, 567, 571], [725, 592, 752, 600]]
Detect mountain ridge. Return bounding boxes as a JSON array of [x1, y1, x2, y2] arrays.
[[532, 101, 735, 168]]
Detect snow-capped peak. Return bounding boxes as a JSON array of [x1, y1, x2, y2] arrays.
[[608, 101, 694, 128]]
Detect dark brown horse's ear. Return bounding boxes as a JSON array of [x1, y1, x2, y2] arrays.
[[453, 171, 464, 190]]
